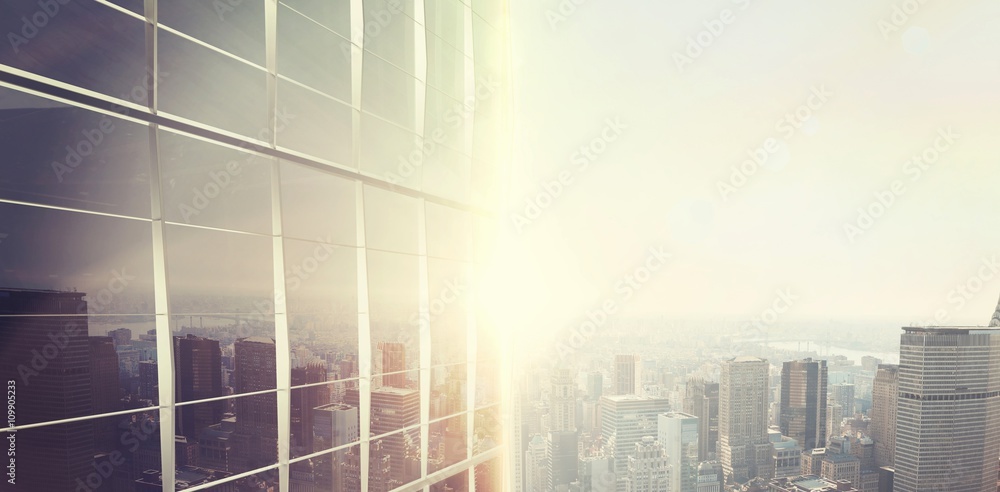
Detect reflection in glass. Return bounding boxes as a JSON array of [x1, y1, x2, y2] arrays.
[[362, 52, 419, 132], [430, 413, 467, 472], [277, 4, 352, 101], [3, 410, 160, 491], [159, 129, 274, 234], [362, 1, 418, 74], [0, 1, 147, 100], [0, 86, 153, 218], [277, 78, 353, 165], [0, 203, 155, 315], [279, 161, 357, 246], [359, 111, 422, 189], [158, 0, 266, 66], [164, 224, 274, 315], [159, 30, 269, 139], [279, 0, 351, 39]]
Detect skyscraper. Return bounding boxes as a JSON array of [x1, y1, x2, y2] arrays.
[[547, 430, 579, 490], [614, 354, 642, 396], [90, 336, 121, 452], [232, 337, 278, 471], [893, 327, 1000, 492], [870, 364, 898, 469], [719, 356, 773, 485], [291, 363, 331, 453], [371, 387, 420, 487], [684, 378, 720, 461], [376, 341, 407, 388], [599, 394, 671, 492], [658, 411, 699, 492], [831, 383, 856, 419], [550, 367, 576, 432], [174, 334, 224, 440], [588, 371, 605, 401], [624, 436, 670, 492], [780, 358, 827, 451]]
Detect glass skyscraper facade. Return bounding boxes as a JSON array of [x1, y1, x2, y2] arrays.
[[0, 0, 511, 490]]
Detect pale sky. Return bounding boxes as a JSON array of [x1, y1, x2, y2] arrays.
[[494, 0, 1000, 334]]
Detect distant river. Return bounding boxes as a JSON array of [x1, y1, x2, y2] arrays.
[[767, 341, 899, 365]]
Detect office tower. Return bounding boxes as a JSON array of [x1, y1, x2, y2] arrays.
[[780, 358, 828, 451], [526, 434, 548, 492], [695, 462, 723, 492], [870, 364, 898, 469], [551, 367, 577, 432], [174, 334, 224, 440], [580, 454, 616, 492], [588, 371, 605, 400], [893, 327, 1000, 492], [0, 289, 94, 491], [138, 360, 158, 402], [658, 411, 699, 492], [371, 387, 420, 485], [232, 337, 279, 472], [826, 402, 843, 443], [313, 403, 360, 490], [291, 363, 331, 453], [821, 453, 861, 488], [719, 356, 773, 484], [599, 394, 671, 492], [771, 433, 803, 479], [624, 436, 670, 492], [614, 354, 642, 396], [831, 383, 856, 418], [0, 0, 512, 487], [376, 341, 407, 388], [549, 430, 579, 489], [90, 336, 122, 452], [684, 378, 720, 461]]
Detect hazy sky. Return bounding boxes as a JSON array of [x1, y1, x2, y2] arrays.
[[497, 0, 1000, 333]]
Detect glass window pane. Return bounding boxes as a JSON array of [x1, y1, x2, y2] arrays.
[[290, 382, 360, 457], [475, 457, 504, 492], [280, 0, 350, 39], [6, 410, 161, 491], [429, 258, 471, 365], [0, 87, 153, 218], [425, 203, 471, 261], [289, 444, 362, 491], [359, 111, 422, 189], [176, 392, 279, 487], [362, 52, 418, 132], [159, 30, 269, 139], [429, 413, 467, 472], [159, 0, 266, 66], [432, 469, 469, 492], [164, 224, 274, 315], [474, 405, 501, 453], [424, 86, 472, 155], [277, 78, 353, 165], [362, 1, 418, 73], [363, 186, 420, 254], [159, 129, 274, 235], [476, 360, 500, 407], [369, 427, 421, 489], [431, 363, 467, 420], [0, 1, 147, 100], [423, 136, 472, 203], [0, 203, 155, 315], [368, 250, 420, 374], [279, 161, 357, 246], [427, 33, 468, 101], [277, 4, 352, 100], [426, 0, 466, 51]]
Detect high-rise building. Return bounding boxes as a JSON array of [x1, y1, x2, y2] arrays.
[[313, 403, 360, 491], [684, 378, 720, 461], [821, 453, 861, 489], [624, 436, 670, 492], [893, 327, 1000, 492], [770, 432, 803, 479], [831, 383, 856, 419], [371, 387, 420, 486], [719, 356, 773, 485], [780, 359, 827, 451], [870, 364, 898, 469], [600, 394, 671, 492], [174, 334, 224, 440], [548, 430, 579, 490], [551, 367, 577, 432], [614, 354, 642, 396], [695, 461, 722, 492], [90, 336, 122, 452], [376, 341, 407, 388], [826, 402, 843, 443], [138, 360, 158, 403], [526, 434, 549, 492], [291, 363, 331, 453], [232, 337, 279, 471], [588, 371, 605, 401], [658, 411, 699, 492], [579, 453, 616, 492]]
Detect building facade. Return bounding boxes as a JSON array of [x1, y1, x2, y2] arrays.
[[719, 356, 773, 485], [869, 364, 898, 469], [779, 359, 827, 451]]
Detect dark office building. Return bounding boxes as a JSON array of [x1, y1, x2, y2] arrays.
[[174, 334, 224, 440], [684, 378, 720, 460], [780, 358, 828, 451]]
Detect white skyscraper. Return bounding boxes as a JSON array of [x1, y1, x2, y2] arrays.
[[600, 394, 671, 492], [615, 354, 642, 396], [658, 412, 699, 492], [719, 356, 773, 485], [624, 436, 670, 492]]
